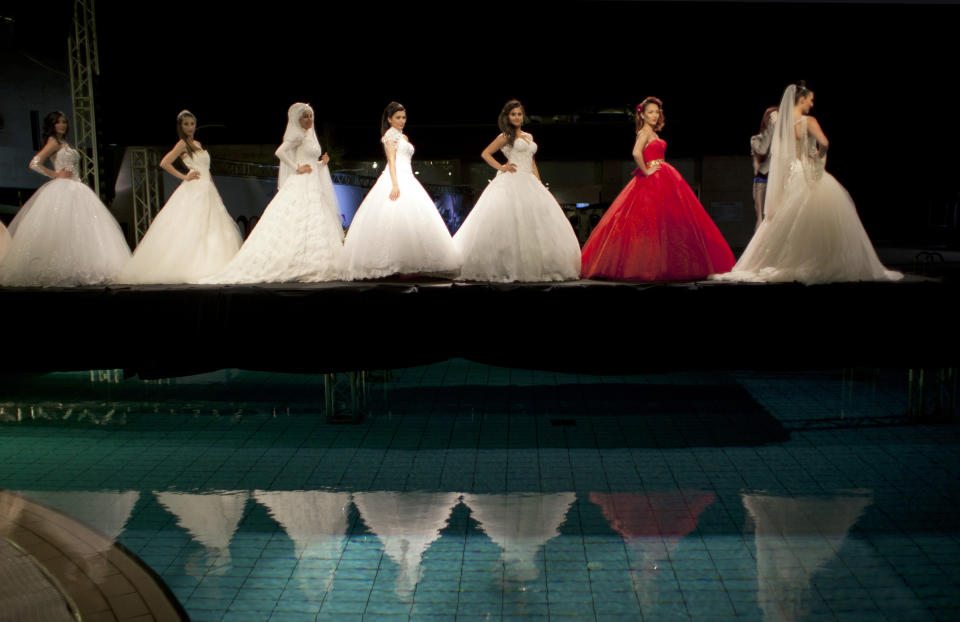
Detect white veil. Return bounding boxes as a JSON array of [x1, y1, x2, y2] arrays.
[[278, 102, 314, 190], [763, 85, 798, 221]]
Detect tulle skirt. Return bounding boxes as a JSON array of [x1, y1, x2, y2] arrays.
[[0, 179, 131, 287], [115, 176, 242, 284], [711, 169, 902, 284], [454, 171, 581, 282], [201, 167, 344, 284], [343, 166, 459, 279], [581, 164, 735, 281]]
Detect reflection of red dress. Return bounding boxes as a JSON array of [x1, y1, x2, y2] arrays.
[[581, 139, 735, 281]]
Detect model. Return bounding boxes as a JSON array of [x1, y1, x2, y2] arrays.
[[115, 110, 242, 284], [751, 106, 779, 230], [201, 103, 343, 283], [454, 100, 580, 282], [0, 111, 130, 286], [342, 102, 459, 279], [711, 84, 902, 284], [580, 97, 735, 281]]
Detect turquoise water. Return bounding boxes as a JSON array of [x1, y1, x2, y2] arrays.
[[1, 362, 958, 621]]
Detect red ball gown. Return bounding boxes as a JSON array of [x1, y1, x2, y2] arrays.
[[581, 138, 734, 281]]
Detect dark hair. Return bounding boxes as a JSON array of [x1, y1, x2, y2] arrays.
[[41, 111, 68, 144], [760, 106, 778, 133], [498, 99, 525, 147], [635, 96, 665, 133], [176, 110, 200, 157], [794, 81, 813, 104], [381, 102, 405, 136]]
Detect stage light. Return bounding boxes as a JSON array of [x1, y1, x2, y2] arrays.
[[372, 162, 378, 169]]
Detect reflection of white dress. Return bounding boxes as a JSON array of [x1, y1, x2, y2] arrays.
[[454, 134, 581, 282], [202, 134, 343, 283], [254, 490, 350, 594], [353, 491, 459, 600], [115, 149, 242, 283], [743, 491, 873, 622], [0, 145, 131, 286], [343, 128, 459, 279], [155, 490, 249, 570], [712, 117, 901, 285], [463, 492, 575, 582]]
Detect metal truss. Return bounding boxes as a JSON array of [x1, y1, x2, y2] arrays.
[[67, 0, 100, 196], [129, 147, 162, 244]]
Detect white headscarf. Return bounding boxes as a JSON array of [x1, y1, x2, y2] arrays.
[[278, 102, 318, 189]]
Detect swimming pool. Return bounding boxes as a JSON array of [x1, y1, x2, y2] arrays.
[[1, 361, 957, 621]]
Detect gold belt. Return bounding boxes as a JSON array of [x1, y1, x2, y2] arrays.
[[645, 159, 664, 167]]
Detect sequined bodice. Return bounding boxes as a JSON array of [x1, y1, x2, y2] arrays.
[[53, 144, 79, 173], [182, 149, 211, 175], [643, 138, 667, 162], [501, 136, 538, 174]]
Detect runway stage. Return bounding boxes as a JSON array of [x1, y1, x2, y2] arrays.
[[1, 276, 956, 378]]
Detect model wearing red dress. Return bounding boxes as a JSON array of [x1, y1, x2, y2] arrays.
[[581, 138, 735, 281]]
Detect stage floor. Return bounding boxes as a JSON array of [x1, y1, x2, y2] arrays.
[[1, 276, 956, 377]]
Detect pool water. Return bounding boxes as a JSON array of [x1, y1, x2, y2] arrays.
[[1, 361, 958, 621]]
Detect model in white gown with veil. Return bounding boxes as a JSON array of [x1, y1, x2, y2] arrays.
[[201, 103, 343, 283], [454, 101, 580, 282], [343, 103, 459, 279], [115, 111, 242, 284], [712, 84, 901, 285], [0, 138, 130, 287]]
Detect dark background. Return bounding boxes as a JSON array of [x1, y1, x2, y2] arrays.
[[5, 0, 959, 240]]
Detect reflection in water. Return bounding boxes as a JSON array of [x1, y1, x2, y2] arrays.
[[254, 491, 351, 595], [743, 491, 873, 622], [353, 491, 460, 601], [16, 490, 140, 544], [462, 492, 576, 583], [155, 490, 249, 576], [590, 491, 715, 607]]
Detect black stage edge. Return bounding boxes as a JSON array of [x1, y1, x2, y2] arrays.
[[1, 277, 955, 378]]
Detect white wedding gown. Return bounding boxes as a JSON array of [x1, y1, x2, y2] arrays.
[[115, 149, 242, 284], [343, 127, 459, 279], [201, 134, 343, 283], [0, 144, 131, 286], [713, 117, 901, 285], [454, 134, 581, 282]]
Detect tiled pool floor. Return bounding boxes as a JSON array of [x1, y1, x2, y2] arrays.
[[1, 361, 958, 621]]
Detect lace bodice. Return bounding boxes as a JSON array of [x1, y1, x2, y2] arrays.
[[501, 134, 538, 174], [278, 133, 323, 167], [182, 149, 211, 176], [382, 128, 414, 164]]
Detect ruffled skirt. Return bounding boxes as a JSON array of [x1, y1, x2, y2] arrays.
[[454, 171, 580, 282]]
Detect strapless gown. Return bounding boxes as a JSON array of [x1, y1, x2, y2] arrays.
[[454, 135, 580, 282], [581, 138, 734, 281], [115, 149, 242, 284]]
